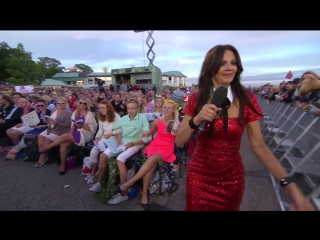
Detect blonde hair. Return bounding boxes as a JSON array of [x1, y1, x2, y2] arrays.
[[75, 98, 92, 116], [161, 101, 179, 122], [40, 95, 51, 104], [299, 77, 320, 97]]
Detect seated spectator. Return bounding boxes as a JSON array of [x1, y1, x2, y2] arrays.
[[153, 96, 164, 114], [141, 95, 154, 113], [136, 96, 145, 113], [29, 95, 40, 107], [69, 93, 78, 107], [91, 97, 99, 117], [38, 98, 97, 175], [5, 99, 51, 160], [40, 95, 56, 113], [34, 97, 72, 170], [89, 99, 150, 205], [111, 93, 127, 116], [6, 98, 35, 147], [0, 94, 14, 120], [85, 100, 121, 184], [113, 99, 180, 209], [0, 92, 23, 148]]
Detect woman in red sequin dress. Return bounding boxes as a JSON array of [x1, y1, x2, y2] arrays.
[[175, 45, 314, 211]]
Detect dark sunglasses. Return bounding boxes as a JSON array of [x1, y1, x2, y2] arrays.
[[79, 102, 87, 105], [36, 104, 44, 107], [57, 102, 65, 104]]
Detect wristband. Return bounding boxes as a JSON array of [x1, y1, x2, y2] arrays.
[[188, 117, 198, 129], [280, 177, 294, 187]]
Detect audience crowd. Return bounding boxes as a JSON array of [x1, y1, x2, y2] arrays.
[[2, 71, 319, 208], [253, 71, 320, 116], [0, 81, 195, 206]]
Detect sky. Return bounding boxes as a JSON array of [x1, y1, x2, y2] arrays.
[[1, 30, 320, 86]]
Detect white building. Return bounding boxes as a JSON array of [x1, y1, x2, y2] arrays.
[[162, 71, 187, 86]]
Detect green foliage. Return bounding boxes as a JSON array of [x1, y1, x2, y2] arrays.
[[74, 63, 94, 74], [37, 57, 65, 79], [0, 41, 94, 86], [100, 158, 119, 203], [0, 41, 12, 82]]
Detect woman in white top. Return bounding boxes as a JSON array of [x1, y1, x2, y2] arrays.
[[85, 100, 121, 183]]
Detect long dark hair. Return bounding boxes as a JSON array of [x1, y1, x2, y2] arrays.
[[194, 44, 262, 125]]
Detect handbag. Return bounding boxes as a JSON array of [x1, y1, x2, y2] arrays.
[[23, 132, 40, 148]]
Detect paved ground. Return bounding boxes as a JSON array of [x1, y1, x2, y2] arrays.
[[0, 130, 281, 211]]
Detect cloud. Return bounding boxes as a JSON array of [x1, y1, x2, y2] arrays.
[[1, 30, 320, 79]]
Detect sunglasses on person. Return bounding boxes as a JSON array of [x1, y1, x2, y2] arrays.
[[36, 104, 45, 107], [57, 102, 65, 104], [79, 102, 87, 105]]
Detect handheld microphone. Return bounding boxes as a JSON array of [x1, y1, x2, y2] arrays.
[[198, 86, 228, 134]]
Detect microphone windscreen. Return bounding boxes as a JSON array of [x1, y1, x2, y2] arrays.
[[211, 86, 228, 107]]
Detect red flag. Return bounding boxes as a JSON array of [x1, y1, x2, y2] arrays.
[[285, 71, 293, 79]]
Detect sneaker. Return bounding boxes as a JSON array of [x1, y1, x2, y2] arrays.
[[87, 176, 96, 184], [85, 175, 91, 181], [89, 182, 101, 192], [107, 193, 129, 205]]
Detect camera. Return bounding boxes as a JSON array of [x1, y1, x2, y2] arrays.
[[95, 78, 104, 87], [95, 78, 106, 94]]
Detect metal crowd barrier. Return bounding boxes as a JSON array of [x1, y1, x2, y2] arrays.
[[257, 96, 320, 211]]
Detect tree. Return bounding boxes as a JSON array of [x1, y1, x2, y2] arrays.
[[0, 41, 12, 82], [37, 57, 65, 80], [6, 43, 38, 85], [74, 63, 93, 74]]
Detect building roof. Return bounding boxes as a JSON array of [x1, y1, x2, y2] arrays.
[[51, 72, 87, 78], [162, 71, 187, 77], [41, 79, 67, 86], [87, 72, 111, 77]]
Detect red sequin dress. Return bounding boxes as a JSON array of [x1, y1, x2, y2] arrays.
[[183, 92, 262, 211]]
